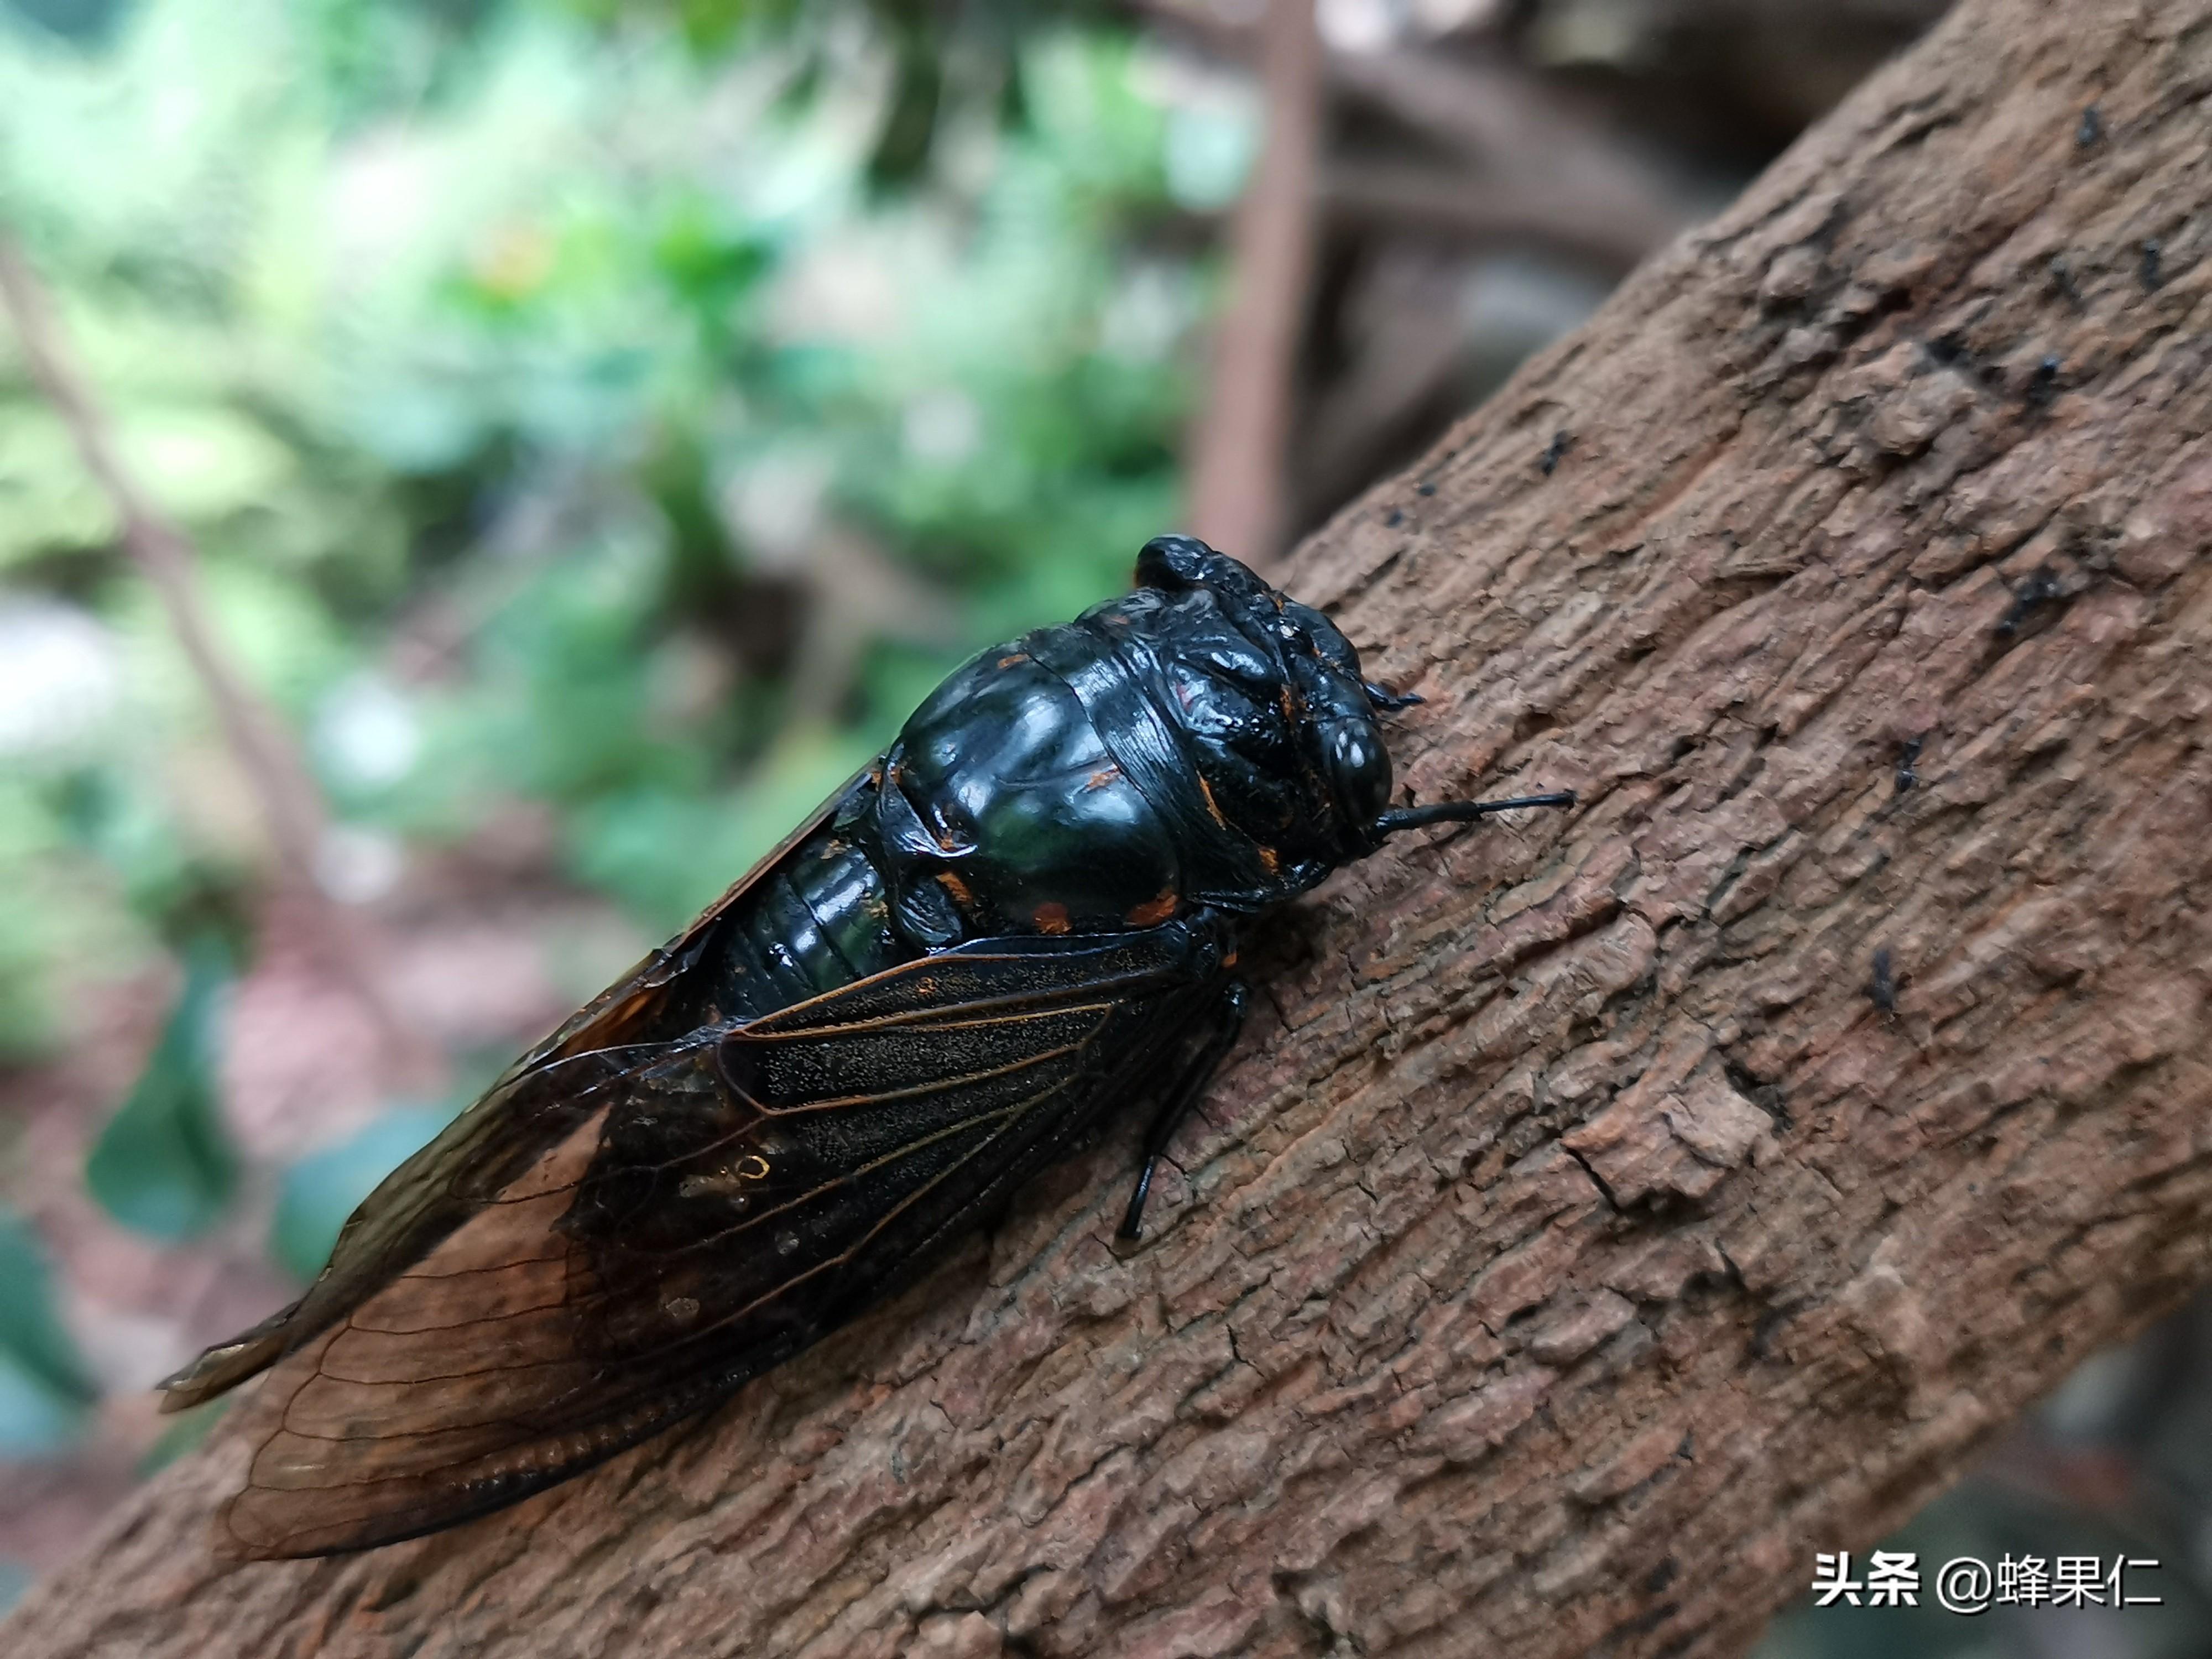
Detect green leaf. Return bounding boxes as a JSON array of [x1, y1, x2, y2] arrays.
[[0, 1208, 97, 1403], [0, 406, 117, 568], [118, 404, 298, 524], [0, 1356, 88, 1457], [269, 1105, 451, 1284], [0, 400, 296, 568], [0, 1205, 97, 1457], [84, 943, 237, 1240]]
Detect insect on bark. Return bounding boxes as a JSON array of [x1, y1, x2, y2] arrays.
[[158, 535, 1574, 1558]]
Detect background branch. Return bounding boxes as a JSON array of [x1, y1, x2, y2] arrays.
[[1326, 48, 1700, 257], [1318, 161, 1671, 274], [1183, 0, 1324, 566]]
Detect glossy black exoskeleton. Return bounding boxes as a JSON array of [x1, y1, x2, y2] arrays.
[[158, 535, 1572, 1558]]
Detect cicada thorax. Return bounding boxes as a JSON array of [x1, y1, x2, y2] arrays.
[[854, 549, 1398, 945], [701, 545, 1401, 1019]]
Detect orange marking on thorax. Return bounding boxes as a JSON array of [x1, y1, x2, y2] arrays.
[[1085, 764, 1123, 791], [936, 870, 975, 907], [1195, 773, 1229, 829], [1032, 902, 1072, 935], [998, 653, 1030, 669], [1126, 886, 1179, 926], [1256, 846, 1280, 876]]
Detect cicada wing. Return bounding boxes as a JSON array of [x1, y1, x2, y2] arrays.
[[158, 1044, 679, 1411], [159, 769, 883, 1414], [215, 926, 1226, 1558]]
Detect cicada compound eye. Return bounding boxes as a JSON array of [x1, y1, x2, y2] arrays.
[[1320, 716, 1392, 836]]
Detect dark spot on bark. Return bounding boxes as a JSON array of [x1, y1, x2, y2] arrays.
[[2026, 354, 2062, 408], [1384, 507, 1404, 527], [1614, 1600, 1681, 1638], [1996, 566, 2063, 635], [1683, 1266, 1733, 1299], [1725, 1061, 1792, 1132], [2140, 238, 2163, 290], [1563, 1143, 1621, 1211], [1540, 430, 1573, 475], [1867, 947, 1897, 1015], [2048, 255, 2083, 308], [1750, 1300, 1807, 1360], [1272, 1571, 1347, 1651], [1645, 1557, 1681, 1594], [2077, 105, 2103, 147], [1895, 735, 1924, 795], [1416, 481, 1436, 496]]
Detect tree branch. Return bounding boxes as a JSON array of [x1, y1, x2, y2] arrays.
[[0, 237, 441, 1088], [1185, 0, 1325, 566], [1326, 46, 1699, 258], [1317, 159, 1676, 274], [9, 0, 2212, 1653]]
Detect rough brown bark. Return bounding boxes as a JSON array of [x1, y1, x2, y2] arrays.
[[12, 0, 2212, 1652]]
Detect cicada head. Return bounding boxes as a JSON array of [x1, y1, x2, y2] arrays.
[[1128, 536, 1397, 893], [1127, 536, 1572, 909]]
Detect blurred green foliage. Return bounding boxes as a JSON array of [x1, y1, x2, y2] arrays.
[[0, 0, 1221, 1452], [82, 941, 237, 1239], [0, 0, 1213, 1041], [0, 1204, 98, 1454]]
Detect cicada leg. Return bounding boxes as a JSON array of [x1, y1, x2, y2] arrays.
[[1119, 979, 1250, 1241]]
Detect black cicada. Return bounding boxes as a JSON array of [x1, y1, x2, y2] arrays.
[[159, 535, 1572, 1558]]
